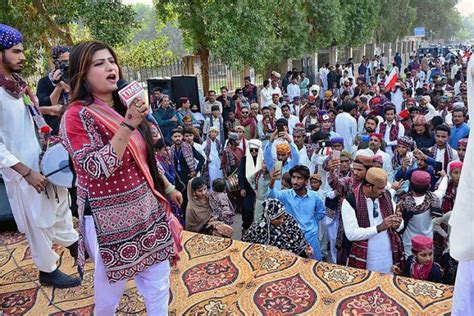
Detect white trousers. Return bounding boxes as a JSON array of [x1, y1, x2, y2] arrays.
[[84, 216, 170, 316], [2, 168, 78, 272], [452, 260, 474, 316], [326, 216, 338, 264]]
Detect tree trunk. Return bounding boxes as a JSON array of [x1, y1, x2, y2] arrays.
[[199, 46, 210, 95], [32, 0, 74, 46]]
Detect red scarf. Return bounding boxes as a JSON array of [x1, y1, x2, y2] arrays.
[[79, 101, 183, 258], [240, 116, 257, 138], [347, 185, 405, 270], [411, 257, 433, 280], [379, 120, 399, 142]]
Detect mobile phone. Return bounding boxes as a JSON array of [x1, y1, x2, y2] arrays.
[[277, 124, 284, 132], [332, 150, 340, 160], [274, 161, 283, 179]]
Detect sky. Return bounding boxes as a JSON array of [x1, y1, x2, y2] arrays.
[[456, 0, 474, 16]]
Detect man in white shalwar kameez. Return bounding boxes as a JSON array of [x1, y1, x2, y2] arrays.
[[202, 126, 223, 188], [0, 24, 79, 288], [341, 167, 404, 274]]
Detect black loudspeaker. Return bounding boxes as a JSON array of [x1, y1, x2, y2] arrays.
[[171, 76, 200, 111], [147, 78, 172, 103]]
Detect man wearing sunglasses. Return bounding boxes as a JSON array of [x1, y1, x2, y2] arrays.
[[341, 167, 405, 274]]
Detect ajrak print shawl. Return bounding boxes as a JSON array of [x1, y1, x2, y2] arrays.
[[61, 100, 179, 283], [347, 185, 405, 271]]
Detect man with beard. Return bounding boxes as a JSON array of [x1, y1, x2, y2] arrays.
[[353, 116, 379, 152], [170, 128, 205, 211], [341, 167, 405, 273], [0, 24, 80, 288], [281, 103, 299, 135], [238, 139, 263, 231], [153, 94, 177, 145], [292, 125, 315, 174], [356, 133, 392, 177], [269, 165, 326, 260], [327, 154, 374, 264]]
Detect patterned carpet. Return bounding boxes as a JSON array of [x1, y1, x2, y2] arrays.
[[0, 230, 453, 315]]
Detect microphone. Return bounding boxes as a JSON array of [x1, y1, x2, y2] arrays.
[[117, 79, 158, 126]]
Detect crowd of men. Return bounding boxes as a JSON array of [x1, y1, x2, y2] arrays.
[[151, 50, 471, 284], [2, 35, 472, 287]]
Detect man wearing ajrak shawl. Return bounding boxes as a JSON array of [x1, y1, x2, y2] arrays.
[[0, 24, 79, 288], [341, 167, 405, 274]]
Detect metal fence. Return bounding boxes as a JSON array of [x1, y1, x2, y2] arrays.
[[26, 39, 419, 96], [208, 56, 242, 92]]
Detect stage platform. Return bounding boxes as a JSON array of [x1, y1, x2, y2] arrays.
[[0, 230, 453, 315]]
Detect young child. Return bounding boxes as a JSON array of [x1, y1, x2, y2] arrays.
[[281, 172, 292, 189], [392, 235, 442, 283], [310, 173, 322, 192], [457, 138, 467, 162], [208, 178, 235, 225], [432, 161, 463, 264]]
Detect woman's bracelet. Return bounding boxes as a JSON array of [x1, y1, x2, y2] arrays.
[[22, 169, 32, 178], [120, 121, 136, 131], [165, 184, 175, 195]]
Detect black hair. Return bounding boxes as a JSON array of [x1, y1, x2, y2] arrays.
[[263, 79, 270, 87], [289, 165, 310, 180], [191, 177, 206, 190], [208, 90, 216, 95], [452, 107, 466, 117], [415, 88, 424, 95], [212, 178, 226, 192], [244, 76, 251, 81], [211, 105, 220, 112], [281, 103, 290, 111], [261, 106, 270, 112], [183, 127, 194, 136], [171, 128, 184, 136], [342, 101, 356, 113], [435, 124, 451, 135], [384, 105, 396, 114], [282, 172, 292, 184], [155, 138, 167, 151], [431, 116, 444, 128], [153, 87, 163, 93], [366, 115, 379, 125], [410, 182, 430, 194]]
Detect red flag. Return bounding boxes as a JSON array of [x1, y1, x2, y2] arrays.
[[384, 68, 398, 91]]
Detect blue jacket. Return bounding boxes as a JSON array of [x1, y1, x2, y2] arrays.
[[153, 106, 178, 144]]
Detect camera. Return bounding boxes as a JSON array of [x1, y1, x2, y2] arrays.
[[54, 60, 69, 84], [277, 124, 285, 133]]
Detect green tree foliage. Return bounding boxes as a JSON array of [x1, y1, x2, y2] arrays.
[[0, 0, 138, 75], [410, 0, 462, 40], [374, 0, 417, 43], [457, 13, 474, 40], [154, 0, 380, 93]]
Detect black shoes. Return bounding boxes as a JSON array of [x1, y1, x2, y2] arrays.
[[39, 268, 81, 289], [66, 241, 78, 260]]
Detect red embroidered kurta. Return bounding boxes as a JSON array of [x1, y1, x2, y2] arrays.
[[60, 102, 174, 283]]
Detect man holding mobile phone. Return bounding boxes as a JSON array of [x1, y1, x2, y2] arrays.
[[269, 165, 326, 260], [264, 129, 299, 190]]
